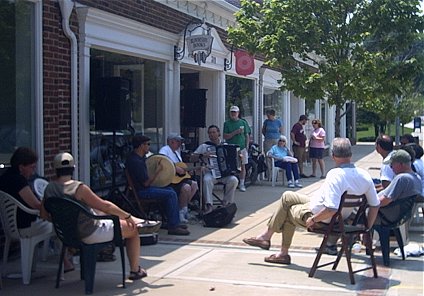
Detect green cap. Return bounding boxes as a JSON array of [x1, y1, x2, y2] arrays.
[[383, 149, 411, 165]]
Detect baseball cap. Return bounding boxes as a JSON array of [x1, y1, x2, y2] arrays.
[[383, 149, 411, 165], [53, 152, 75, 169], [299, 115, 308, 121], [132, 135, 151, 148], [230, 106, 240, 112], [167, 132, 184, 142]]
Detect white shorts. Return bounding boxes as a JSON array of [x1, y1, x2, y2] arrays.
[[240, 148, 249, 165], [82, 219, 114, 244]]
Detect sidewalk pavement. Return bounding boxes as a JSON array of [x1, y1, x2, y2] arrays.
[[2, 143, 423, 295]]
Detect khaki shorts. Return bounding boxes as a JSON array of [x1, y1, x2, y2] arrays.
[[240, 148, 248, 165]]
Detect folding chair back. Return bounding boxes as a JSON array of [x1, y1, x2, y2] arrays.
[[124, 169, 166, 221], [308, 191, 377, 284]]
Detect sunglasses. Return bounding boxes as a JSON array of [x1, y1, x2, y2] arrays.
[[312, 121, 318, 124], [144, 142, 151, 146]]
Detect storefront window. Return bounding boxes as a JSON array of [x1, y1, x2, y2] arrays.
[[263, 89, 283, 118], [225, 76, 254, 130], [89, 49, 165, 190], [0, 1, 36, 166]]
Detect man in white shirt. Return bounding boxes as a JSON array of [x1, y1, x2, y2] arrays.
[[192, 125, 239, 214], [242, 138, 380, 265], [159, 133, 198, 223]]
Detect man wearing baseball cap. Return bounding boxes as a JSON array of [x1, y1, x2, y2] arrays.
[[375, 149, 421, 223], [223, 105, 251, 192], [160, 133, 198, 223]]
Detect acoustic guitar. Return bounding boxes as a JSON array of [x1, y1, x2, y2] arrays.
[[172, 162, 193, 184]]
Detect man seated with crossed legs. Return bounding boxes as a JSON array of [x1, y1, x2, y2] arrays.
[[242, 138, 380, 265]]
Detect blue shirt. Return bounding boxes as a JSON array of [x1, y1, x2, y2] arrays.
[[269, 145, 290, 159], [263, 119, 282, 140]]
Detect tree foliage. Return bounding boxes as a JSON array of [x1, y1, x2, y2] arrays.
[[228, 0, 424, 136]]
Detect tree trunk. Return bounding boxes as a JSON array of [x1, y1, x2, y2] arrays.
[[335, 106, 341, 137]]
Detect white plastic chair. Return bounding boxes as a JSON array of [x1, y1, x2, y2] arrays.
[[32, 178, 49, 200], [0, 190, 53, 285], [267, 152, 286, 187]]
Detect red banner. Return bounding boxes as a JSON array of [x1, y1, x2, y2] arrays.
[[235, 50, 254, 76]]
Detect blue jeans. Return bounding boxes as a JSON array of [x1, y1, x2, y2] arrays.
[[275, 160, 300, 181], [137, 186, 180, 228]]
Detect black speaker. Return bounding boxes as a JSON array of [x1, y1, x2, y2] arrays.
[[94, 77, 131, 131], [181, 89, 207, 127]]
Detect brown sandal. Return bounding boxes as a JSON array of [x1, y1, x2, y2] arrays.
[[242, 237, 271, 250], [264, 254, 291, 265]]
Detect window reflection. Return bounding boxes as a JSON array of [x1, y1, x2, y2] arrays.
[[225, 76, 254, 131], [89, 49, 165, 190], [0, 1, 35, 166]]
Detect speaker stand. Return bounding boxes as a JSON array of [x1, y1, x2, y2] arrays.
[[106, 130, 124, 202]]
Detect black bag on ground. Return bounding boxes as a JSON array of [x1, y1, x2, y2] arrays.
[[203, 203, 237, 228]]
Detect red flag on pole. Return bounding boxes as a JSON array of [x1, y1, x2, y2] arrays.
[[235, 50, 254, 76]]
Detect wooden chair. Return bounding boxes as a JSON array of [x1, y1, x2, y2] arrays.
[[373, 195, 417, 266], [308, 192, 378, 284], [124, 169, 166, 222], [44, 197, 125, 294]]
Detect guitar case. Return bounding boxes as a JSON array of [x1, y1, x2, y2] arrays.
[[203, 203, 237, 228]]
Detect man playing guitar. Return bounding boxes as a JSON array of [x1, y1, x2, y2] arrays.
[[159, 133, 198, 223]]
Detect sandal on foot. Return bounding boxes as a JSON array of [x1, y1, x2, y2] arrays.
[[264, 254, 291, 265], [129, 266, 147, 280], [242, 237, 271, 250]]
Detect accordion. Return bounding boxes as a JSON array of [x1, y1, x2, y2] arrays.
[[208, 144, 241, 178]]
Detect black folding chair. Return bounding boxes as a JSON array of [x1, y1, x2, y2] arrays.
[[44, 197, 125, 294], [308, 192, 378, 284]]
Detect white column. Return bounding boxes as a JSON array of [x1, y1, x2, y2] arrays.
[[168, 61, 180, 135], [257, 67, 265, 145], [282, 90, 291, 144], [217, 71, 226, 132], [77, 7, 91, 184], [327, 105, 336, 145], [314, 100, 321, 119]]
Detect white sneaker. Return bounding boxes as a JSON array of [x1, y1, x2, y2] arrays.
[[239, 184, 246, 192], [295, 180, 303, 188], [287, 180, 295, 188], [179, 210, 188, 223]]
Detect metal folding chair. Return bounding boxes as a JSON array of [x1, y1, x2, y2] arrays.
[[308, 192, 378, 284]]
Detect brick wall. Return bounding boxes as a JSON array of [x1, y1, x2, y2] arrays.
[[41, 0, 230, 178], [43, 1, 75, 178]]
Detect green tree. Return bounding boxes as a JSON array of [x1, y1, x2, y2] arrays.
[[228, 0, 424, 137]]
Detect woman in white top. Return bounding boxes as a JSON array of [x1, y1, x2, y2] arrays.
[[309, 119, 326, 178]]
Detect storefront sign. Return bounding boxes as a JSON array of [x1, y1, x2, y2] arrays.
[[235, 50, 254, 76], [187, 35, 214, 53]]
